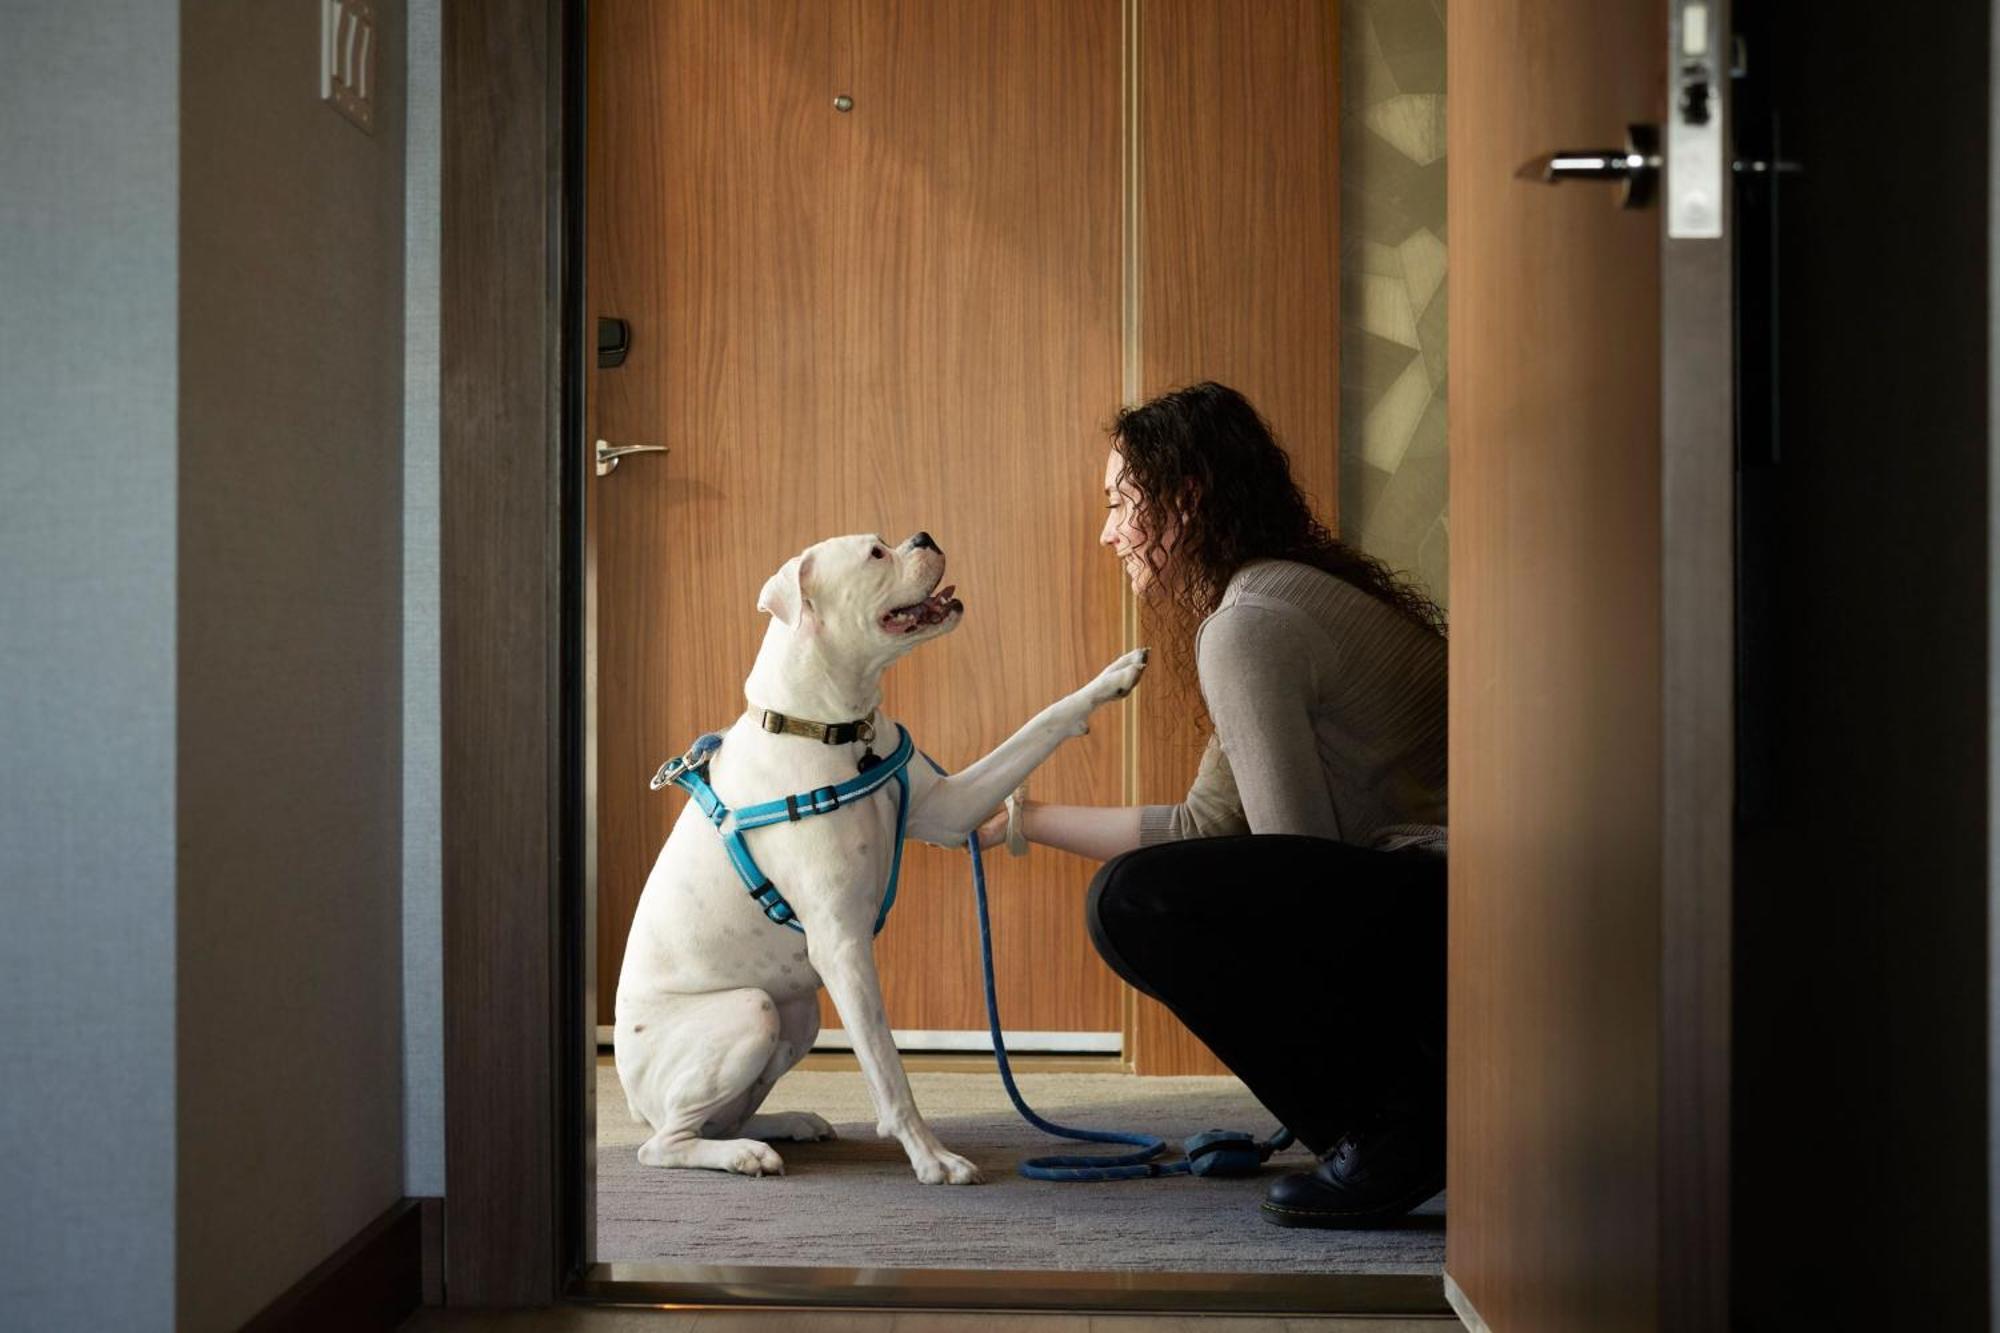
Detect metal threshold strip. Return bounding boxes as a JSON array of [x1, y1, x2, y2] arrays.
[[570, 1262, 1453, 1316]]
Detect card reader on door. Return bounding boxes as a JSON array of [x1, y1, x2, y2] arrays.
[[1669, 0, 1725, 238]]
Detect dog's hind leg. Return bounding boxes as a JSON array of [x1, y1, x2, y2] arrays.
[[721, 994, 834, 1143], [619, 988, 788, 1175]]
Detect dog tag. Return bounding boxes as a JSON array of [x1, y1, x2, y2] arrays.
[[856, 750, 882, 773]]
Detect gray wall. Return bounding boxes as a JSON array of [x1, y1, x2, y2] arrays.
[[175, 1, 409, 1327], [404, 0, 444, 1203], [0, 2, 181, 1326]]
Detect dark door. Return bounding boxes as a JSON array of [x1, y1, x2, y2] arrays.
[[1730, 0, 1993, 1326]]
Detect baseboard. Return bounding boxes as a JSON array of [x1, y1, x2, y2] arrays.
[[595, 1024, 1120, 1053], [815, 1027, 1122, 1053], [240, 1196, 433, 1332], [1443, 1271, 1493, 1333], [419, 1197, 445, 1305]]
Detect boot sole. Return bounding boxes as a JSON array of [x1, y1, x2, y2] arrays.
[[1258, 1175, 1445, 1230]]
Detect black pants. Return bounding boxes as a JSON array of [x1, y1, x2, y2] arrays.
[[1086, 834, 1446, 1157]]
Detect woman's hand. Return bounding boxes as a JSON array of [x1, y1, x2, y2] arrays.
[[976, 788, 1040, 852], [974, 796, 1151, 863], [974, 805, 1011, 850], [974, 794, 1034, 852]]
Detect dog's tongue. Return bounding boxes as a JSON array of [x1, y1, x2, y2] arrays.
[[885, 583, 961, 633]]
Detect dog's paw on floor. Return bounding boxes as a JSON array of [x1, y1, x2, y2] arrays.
[[636, 1133, 787, 1176], [912, 1148, 984, 1186]]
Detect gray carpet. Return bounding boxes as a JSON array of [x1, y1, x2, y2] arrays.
[[596, 1065, 1444, 1273]]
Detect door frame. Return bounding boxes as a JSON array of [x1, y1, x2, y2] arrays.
[[1656, 116, 1734, 1333], [438, 0, 1460, 1313], [441, 0, 1735, 1317], [438, 0, 591, 1303]]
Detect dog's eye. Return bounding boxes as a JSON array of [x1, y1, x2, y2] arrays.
[[870, 546, 886, 559]]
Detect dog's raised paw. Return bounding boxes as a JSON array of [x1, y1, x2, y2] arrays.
[[1086, 647, 1150, 705]]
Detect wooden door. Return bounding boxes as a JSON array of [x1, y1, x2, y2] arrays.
[[1447, 0, 1732, 1329], [587, 0, 1129, 1038]]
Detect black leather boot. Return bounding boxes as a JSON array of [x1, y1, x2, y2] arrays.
[[1259, 1113, 1444, 1229]]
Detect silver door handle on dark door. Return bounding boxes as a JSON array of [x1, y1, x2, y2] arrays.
[[595, 438, 668, 477], [1516, 124, 1661, 208]]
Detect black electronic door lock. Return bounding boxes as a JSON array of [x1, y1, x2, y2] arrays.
[[597, 316, 630, 369]]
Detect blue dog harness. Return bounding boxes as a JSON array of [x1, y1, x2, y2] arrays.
[[650, 718, 1292, 1179], [649, 722, 918, 935]]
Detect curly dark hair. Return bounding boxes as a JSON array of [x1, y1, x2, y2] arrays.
[[1109, 382, 1447, 677]]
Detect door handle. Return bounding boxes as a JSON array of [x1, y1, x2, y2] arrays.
[[595, 438, 668, 477], [1516, 124, 1661, 209]]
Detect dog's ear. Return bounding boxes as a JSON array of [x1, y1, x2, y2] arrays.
[[756, 552, 816, 629]]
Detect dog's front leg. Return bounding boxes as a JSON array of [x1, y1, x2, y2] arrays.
[[905, 647, 1148, 843], [805, 931, 982, 1185]]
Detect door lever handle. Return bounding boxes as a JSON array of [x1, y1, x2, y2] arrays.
[[595, 438, 668, 477], [1516, 124, 1661, 209]]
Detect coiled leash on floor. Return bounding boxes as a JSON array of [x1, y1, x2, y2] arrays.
[[653, 723, 1291, 1181], [943, 756, 1295, 1182]]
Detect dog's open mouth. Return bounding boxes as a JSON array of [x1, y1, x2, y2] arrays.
[[881, 584, 961, 634]]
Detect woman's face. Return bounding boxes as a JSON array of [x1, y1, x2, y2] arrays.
[[1100, 449, 1164, 596]]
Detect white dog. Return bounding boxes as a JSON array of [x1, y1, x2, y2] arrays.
[[614, 531, 1147, 1184]]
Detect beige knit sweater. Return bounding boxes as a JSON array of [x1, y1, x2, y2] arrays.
[[1137, 558, 1448, 854]]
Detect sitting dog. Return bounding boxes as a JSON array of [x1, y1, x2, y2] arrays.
[[614, 530, 1147, 1184]]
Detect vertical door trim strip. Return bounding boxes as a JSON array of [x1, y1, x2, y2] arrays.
[[1117, 0, 1143, 1068]]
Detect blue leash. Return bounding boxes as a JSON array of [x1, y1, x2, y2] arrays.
[[939, 754, 1295, 1181]]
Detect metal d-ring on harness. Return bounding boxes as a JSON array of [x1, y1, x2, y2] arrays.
[[650, 725, 1292, 1179]]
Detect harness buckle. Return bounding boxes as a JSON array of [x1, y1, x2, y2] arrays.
[[650, 734, 720, 792], [783, 786, 844, 822], [827, 717, 876, 746]]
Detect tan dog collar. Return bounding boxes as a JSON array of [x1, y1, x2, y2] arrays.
[[758, 708, 877, 747]]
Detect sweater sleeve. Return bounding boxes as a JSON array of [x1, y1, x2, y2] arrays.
[[1192, 601, 1342, 839], [1137, 732, 1250, 845]]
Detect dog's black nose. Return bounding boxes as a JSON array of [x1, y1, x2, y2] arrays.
[[911, 531, 940, 553]]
